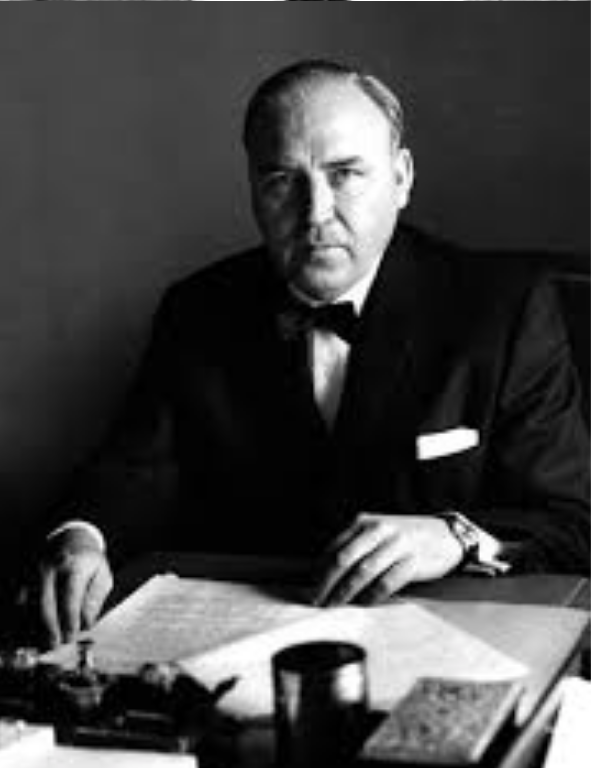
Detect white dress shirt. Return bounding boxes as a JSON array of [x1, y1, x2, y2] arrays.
[[290, 260, 381, 428]]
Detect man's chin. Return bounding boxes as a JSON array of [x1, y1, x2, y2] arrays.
[[293, 269, 353, 303]]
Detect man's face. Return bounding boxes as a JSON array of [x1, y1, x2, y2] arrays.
[[248, 80, 414, 302]]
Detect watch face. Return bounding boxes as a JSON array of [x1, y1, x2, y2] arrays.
[[450, 515, 480, 559], [462, 525, 480, 551]]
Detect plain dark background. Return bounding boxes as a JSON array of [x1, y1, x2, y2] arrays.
[[0, 4, 588, 583]]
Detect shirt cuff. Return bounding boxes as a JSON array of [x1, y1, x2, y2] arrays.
[[47, 520, 106, 553]]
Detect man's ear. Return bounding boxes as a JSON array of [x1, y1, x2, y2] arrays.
[[393, 147, 414, 210]]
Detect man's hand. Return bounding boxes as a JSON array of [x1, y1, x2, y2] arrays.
[[314, 513, 464, 606], [36, 528, 113, 648]]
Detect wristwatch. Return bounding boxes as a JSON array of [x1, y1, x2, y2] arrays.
[[438, 511, 511, 576]]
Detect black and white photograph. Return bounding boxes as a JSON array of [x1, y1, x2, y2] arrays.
[[0, 3, 589, 767]]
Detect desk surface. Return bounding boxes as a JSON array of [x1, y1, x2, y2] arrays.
[[118, 553, 589, 730], [14, 552, 577, 768], [119, 551, 589, 608]]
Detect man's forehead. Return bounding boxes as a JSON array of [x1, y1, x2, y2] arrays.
[[250, 80, 393, 162]]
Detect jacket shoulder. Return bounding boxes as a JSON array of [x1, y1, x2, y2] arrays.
[[153, 246, 272, 333], [405, 225, 549, 315], [167, 247, 268, 304]]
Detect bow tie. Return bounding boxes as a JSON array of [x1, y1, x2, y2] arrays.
[[278, 300, 359, 344]]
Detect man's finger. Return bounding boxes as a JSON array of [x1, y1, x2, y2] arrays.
[[323, 516, 368, 557], [55, 552, 107, 643], [355, 555, 415, 605], [315, 522, 392, 605], [39, 568, 61, 648], [55, 559, 89, 643], [319, 536, 405, 606], [81, 559, 113, 629]]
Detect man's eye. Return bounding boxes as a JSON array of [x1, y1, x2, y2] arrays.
[[261, 173, 294, 196], [330, 167, 363, 187]]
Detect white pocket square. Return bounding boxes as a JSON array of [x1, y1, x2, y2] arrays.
[[416, 427, 479, 461]]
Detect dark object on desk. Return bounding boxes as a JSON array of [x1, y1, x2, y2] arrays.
[[0, 640, 234, 755], [273, 640, 369, 768], [360, 677, 523, 767]]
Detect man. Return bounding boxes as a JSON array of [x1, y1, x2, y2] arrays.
[[33, 60, 589, 647]]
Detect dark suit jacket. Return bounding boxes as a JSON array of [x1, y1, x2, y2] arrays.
[[62, 226, 590, 572]]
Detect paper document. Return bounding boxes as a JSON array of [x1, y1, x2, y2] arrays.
[[43, 574, 527, 721], [0, 745, 195, 768], [43, 575, 324, 672], [543, 677, 591, 768]]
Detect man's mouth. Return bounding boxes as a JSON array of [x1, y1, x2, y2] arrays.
[[302, 238, 345, 251], [304, 244, 345, 261]]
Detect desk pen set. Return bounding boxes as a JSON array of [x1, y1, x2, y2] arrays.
[[1, 637, 525, 766], [0, 639, 233, 755]]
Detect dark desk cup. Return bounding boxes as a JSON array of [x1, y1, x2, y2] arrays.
[[272, 641, 368, 768]]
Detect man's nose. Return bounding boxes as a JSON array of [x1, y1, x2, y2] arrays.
[[304, 175, 335, 226]]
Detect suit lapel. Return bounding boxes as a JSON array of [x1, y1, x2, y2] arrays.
[[332, 229, 420, 463], [332, 227, 459, 477]]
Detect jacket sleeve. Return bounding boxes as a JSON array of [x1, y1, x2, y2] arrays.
[[482, 274, 590, 573], [47, 292, 180, 566]]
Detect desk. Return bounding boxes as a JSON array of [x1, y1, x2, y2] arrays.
[[117, 551, 590, 610], [116, 553, 589, 768]]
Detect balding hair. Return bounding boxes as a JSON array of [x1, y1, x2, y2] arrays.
[[242, 59, 405, 153]]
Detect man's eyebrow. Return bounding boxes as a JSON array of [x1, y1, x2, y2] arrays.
[[254, 162, 297, 175], [254, 157, 366, 176], [323, 156, 366, 169]]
